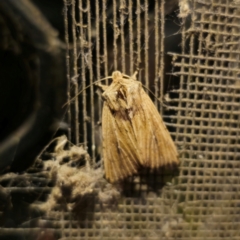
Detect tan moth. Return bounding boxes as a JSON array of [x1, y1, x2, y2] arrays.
[[99, 71, 179, 183]]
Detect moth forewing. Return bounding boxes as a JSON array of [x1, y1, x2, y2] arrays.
[[132, 88, 179, 168], [101, 75, 141, 183], [101, 71, 179, 183], [102, 108, 140, 182]]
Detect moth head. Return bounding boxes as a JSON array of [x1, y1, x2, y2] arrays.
[[112, 71, 122, 82]]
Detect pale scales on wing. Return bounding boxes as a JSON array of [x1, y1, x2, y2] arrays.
[[101, 71, 179, 183]]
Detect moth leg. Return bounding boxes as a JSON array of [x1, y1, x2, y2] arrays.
[[95, 83, 108, 91]]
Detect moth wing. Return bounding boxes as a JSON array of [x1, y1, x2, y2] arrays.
[[102, 103, 141, 183], [132, 89, 179, 168]]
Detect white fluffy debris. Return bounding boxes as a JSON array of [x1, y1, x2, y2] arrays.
[[37, 135, 120, 213], [178, 0, 191, 18]]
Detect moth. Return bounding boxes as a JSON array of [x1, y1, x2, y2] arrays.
[[99, 71, 179, 183]]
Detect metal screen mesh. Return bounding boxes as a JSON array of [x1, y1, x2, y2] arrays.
[[61, 0, 240, 238], [1, 0, 240, 239]]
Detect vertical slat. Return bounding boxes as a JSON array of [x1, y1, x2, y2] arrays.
[[136, 0, 141, 82], [144, 0, 149, 90], [86, 0, 95, 159], [154, 0, 160, 107], [96, 0, 102, 139], [102, 0, 108, 82], [159, 0, 165, 115], [113, 0, 118, 70], [120, 0, 126, 73], [72, 0, 79, 144], [128, 0, 133, 75], [95, 0, 100, 81], [63, 0, 71, 142], [79, 0, 87, 145], [91, 0, 102, 161]]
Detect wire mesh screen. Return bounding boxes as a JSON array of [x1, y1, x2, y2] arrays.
[[62, 0, 240, 238], [1, 0, 240, 239]]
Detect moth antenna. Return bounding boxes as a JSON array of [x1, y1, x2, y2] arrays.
[[141, 86, 162, 103], [95, 83, 109, 91], [121, 71, 138, 80], [131, 71, 138, 80], [121, 71, 164, 105], [62, 76, 112, 108]]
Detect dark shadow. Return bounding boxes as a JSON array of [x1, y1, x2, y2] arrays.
[[71, 192, 96, 228], [120, 164, 179, 198]]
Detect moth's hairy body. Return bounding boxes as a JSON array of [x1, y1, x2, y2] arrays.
[[101, 71, 179, 183]]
